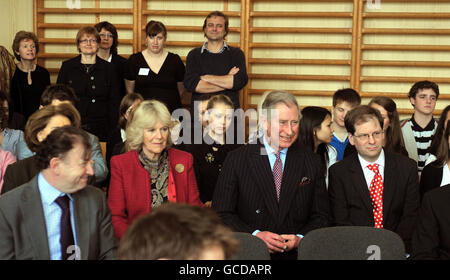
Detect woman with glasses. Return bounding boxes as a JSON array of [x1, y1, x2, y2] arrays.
[[344, 96, 408, 158], [57, 26, 121, 142], [94, 21, 127, 98], [124, 21, 186, 114]]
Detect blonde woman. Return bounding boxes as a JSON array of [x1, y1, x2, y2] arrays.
[[108, 100, 202, 240]]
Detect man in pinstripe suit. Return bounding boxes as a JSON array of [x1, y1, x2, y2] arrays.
[[213, 90, 330, 260]]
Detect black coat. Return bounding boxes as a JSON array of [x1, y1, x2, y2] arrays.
[[212, 139, 330, 235], [419, 163, 444, 200], [109, 54, 127, 98], [412, 184, 450, 260], [328, 151, 420, 253], [57, 55, 120, 141]]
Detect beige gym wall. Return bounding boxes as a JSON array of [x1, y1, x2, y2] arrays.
[[1, 0, 449, 120]]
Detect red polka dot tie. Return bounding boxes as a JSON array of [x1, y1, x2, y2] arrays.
[[367, 164, 383, 228], [273, 152, 283, 202]]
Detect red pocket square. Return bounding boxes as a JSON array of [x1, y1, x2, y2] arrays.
[[299, 177, 311, 186]]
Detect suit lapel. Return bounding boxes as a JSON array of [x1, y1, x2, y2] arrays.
[[73, 192, 90, 260], [20, 178, 51, 259], [249, 143, 279, 220], [278, 146, 304, 223], [382, 152, 396, 222], [349, 155, 373, 215]]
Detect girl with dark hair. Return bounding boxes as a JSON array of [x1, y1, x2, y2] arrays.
[[420, 121, 450, 199], [369, 96, 408, 156], [124, 20, 186, 113], [426, 105, 450, 166], [0, 105, 16, 193], [0, 91, 32, 160], [94, 21, 127, 97], [298, 106, 336, 188], [106, 92, 144, 164], [184, 94, 241, 206]]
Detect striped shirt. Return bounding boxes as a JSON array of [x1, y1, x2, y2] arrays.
[[408, 117, 437, 172]]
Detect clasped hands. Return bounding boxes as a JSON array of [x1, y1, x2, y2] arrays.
[[256, 231, 301, 254]]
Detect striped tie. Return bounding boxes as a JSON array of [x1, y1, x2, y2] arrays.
[[273, 152, 283, 202]]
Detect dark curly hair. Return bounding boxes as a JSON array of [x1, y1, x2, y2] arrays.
[[35, 126, 91, 171], [94, 21, 119, 55]]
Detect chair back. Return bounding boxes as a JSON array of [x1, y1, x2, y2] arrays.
[[297, 226, 405, 260], [232, 232, 270, 260]]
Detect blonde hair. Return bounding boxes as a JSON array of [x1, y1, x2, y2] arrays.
[[126, 100, 176, 151]]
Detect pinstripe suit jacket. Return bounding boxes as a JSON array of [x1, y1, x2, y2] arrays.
[[212, 140, 330, 235]]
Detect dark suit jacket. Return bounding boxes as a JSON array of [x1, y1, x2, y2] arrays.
[[419, 163, 444, 200], [411, 184, 450, 260], [0, 176, 117, 259], [328, 151, 420, 252], [1, 155, 39, 195], [212, 140, 330, 236]]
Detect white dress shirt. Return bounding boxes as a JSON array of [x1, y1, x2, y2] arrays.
[[357, 149, 386, 189]]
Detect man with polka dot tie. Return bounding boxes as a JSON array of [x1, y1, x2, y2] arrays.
[[328, 105, 420, 255]]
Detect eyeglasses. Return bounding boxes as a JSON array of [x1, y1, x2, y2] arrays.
[[99, 33, 114, 39], [79, 39, 97, 44], [353, 130, 384, 142]]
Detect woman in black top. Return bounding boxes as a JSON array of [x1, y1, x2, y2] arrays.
[[184, 94, 241, 206], [94, 21, 127, 97], [124, 20, 186, 113], [420, 121, 450, 200], [10, 31, 50, 121], [57, 26, 121, 142]]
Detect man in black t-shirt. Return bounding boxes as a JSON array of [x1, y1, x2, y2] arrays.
[[183, 11, 248, 110]]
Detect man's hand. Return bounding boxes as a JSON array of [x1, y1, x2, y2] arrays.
[[256, 231, 288, 254], [280, 234, 302, 251]]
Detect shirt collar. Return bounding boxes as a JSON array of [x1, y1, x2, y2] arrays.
[[201, 41, 229, 54], [358, 148, 385, 171], [410, 114, 436, 131], [263, 135, 288, 156], [38, 172, 73, 206]]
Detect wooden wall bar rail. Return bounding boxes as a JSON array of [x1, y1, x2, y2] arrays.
[[34, 0, 450, 117]]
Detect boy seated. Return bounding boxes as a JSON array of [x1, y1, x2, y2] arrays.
[[330, 88, 361, 160]]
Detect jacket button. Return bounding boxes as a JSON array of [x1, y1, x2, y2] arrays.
[[256, 209, 261, 214], [92, 85, 96, 89], [92, 99, 96, 103], [91, 76, 94, 80]]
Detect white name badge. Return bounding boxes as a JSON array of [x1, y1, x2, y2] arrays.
[[138, 68, 150, 76]]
